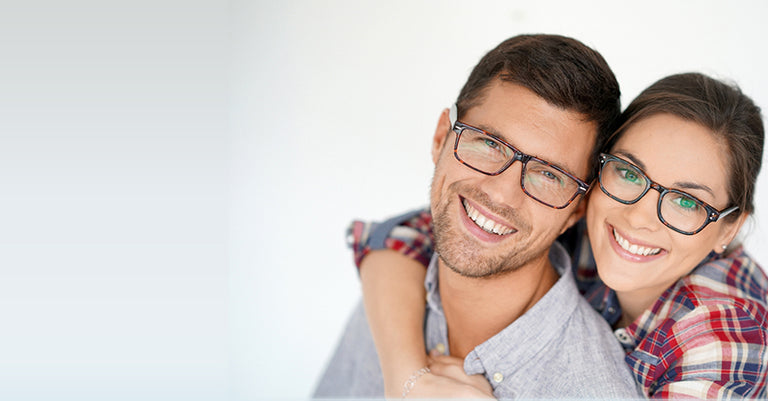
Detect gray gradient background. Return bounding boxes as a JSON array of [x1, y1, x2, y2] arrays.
[[0, 1, 766, 400]]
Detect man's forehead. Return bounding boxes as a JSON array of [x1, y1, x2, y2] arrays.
[[460, 86, 597, 177]]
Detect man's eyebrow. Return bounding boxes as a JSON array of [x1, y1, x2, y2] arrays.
[[613, 150, 716, 197], [474, 122, 582, 175], [475, 123, 511, 143]]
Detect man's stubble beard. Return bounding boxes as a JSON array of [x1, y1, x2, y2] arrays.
[[431, 183, 539, 279]]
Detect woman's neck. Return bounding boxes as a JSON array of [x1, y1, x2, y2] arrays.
[[615, 287, 660, 328]]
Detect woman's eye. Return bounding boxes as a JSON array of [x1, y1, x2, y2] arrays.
[[674, 196, 699, 210], [618, 168, 641, 183]]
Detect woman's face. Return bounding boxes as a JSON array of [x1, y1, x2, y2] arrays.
[[586, 113, 743, 299]]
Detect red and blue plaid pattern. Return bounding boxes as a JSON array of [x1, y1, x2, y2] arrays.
[[592, 246, 768, 399], [348, 210, 433, 269], [349, 209, 768, 398]]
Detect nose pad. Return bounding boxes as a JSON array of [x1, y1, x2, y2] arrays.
[[478, 160, 528, 207], [622, 188, 663, 231]]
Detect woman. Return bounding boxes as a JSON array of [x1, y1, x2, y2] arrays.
[[350, 73, 767, 398]]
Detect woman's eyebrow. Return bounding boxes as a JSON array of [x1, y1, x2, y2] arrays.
[[673, 181, 715, 197], [614, 150, 715, 197], [613, 150, 647, 171]]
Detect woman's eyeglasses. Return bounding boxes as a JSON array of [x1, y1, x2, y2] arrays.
[[598, 153, 738, 235]]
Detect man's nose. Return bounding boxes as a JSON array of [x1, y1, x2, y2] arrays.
[[478, 160, 528, 207]]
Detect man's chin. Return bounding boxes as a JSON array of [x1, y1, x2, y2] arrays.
[[437, 247, 522, 279]]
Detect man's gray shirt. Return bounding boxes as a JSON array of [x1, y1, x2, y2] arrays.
[[314, 242, 641, 398]]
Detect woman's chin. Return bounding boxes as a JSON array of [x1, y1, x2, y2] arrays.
[[596, 266, 641, 293]]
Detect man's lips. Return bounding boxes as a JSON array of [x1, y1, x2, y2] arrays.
[[461, 197, 517, 237]]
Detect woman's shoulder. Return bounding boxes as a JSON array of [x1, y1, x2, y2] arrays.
[[668, 246, 768, 328], [632, 256, 768, 396], [634, 262, 768, 399]]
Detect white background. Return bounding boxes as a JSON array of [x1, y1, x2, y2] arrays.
[[1, 1, 766, 400]]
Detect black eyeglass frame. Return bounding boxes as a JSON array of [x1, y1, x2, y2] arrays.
[[598, 153, 739, 235], [448, 104, 590, 210]]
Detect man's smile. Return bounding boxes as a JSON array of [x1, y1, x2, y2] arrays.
[[461, 197, 517, 236]]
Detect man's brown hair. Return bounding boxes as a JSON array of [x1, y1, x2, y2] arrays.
[[456, 34, 621, 181]]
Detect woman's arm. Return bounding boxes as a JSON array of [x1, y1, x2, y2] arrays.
[[359, 250, 429, 397], [352, 210, 494, 398], [360, 251, 494, 399], [351, 211, 434, 396]]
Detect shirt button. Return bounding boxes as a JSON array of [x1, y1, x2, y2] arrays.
[[492, 372, 503, 383], [607, 307, 616, 314], [614, 328, 633, 346], [435, 343, 446, 354]]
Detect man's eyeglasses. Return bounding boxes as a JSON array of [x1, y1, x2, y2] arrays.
[[449, 104, 590, 209], [598, 153, 738, 235]]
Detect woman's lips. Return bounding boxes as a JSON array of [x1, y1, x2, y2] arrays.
[[606, 223, 667, 263]]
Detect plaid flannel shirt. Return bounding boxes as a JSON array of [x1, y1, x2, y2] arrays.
[[348, 208, 768, 399]]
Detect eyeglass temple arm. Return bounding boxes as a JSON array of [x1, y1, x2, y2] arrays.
[[711, 205, 739, 222]]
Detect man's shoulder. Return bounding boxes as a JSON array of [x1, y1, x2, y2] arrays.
[[564, 296, 628, 354], [538, 297, 639, 397], [483, 253, 640, 399], [312, 300, 384, 398]]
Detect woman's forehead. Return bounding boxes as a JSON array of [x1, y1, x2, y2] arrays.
[[613, 114, 731, 204]]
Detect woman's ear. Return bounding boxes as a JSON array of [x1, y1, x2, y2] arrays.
[[714, 212, 749, 253], [432, 108, 452, 164]]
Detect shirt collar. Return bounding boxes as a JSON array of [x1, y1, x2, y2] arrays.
[[424, 242, 583, 381], [424, 253, 442, 315]]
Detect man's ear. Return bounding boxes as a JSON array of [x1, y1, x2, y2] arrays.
[[432, 108, 452, 164], [560, 197, 587, 235]]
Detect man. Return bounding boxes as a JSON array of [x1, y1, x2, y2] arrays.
[[314, 34, 640, 398]]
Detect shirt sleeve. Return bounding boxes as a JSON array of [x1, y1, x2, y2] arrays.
[[346, 207, 434, 270], [639, 303, 767, 399]]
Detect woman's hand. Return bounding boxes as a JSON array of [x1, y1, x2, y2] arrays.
[[404, 371, 495, 399], [403, 352, 494, 399], [426, 353, 494, 397]]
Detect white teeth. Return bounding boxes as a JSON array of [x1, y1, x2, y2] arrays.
[[612, 228, 661, 256], [463, 199, 514, 236], [476, 214, 487, 228]]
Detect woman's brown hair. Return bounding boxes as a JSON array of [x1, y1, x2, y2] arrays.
[[607, 72, 764, 219]]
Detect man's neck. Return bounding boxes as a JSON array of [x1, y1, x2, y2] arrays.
[[438, 253, 559, 358]]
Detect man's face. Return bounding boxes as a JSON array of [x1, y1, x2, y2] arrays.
[[430, 80, 596, 278]]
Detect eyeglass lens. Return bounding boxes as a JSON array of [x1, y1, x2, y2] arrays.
[[599, 157, 708, 233], [456, 128, 581, 208]]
